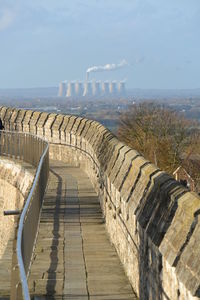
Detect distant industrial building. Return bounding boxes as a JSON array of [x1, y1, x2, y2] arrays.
[[58, 82, 66, 97], [75, 82, 83, 97], [66, 82, 75, 97], [58, 80, 126, 98], [83, 81, 93, 97]]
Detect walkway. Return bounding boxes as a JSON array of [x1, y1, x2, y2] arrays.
[[28, 160, 137, 299]]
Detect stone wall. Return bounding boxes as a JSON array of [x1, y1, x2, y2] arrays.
[[1, 106, 200, 299], [0, 158, 34, 258]]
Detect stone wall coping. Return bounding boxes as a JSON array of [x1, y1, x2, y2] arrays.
[[1, 106, 200, 298]]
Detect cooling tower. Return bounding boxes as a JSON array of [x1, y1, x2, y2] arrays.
[[58, 82, 66, 97], [109, 81, 117, 95], [102, 81, 110, 96], [75, 81, 84, 97], [66, 82, 76, 97], [118, 81, 126, 95], [83, 81, 93, 97], [92, 81, 101, 96]]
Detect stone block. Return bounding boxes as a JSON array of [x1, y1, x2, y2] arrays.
[[109, 146, 131, 184], [15, 109, 26, 131], [29, 111, 41, 134], [120, 156, 147, 202], [80, 120, 94, 144], [65, 116, 79, 133], [60, 115, 70, 142], [9, 109, 19, 130], [70, 117, 83, 135], [43, 113, 57, 141], [3, 107, 15, 130], [105, 142, 125, 177], [22, 110, 34, 132], [0, 106, 6, 118], [160, 191, 200, 269], [114, 149, 139, 191]]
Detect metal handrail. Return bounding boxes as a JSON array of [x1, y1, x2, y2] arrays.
[[17, 140, 49, 300], [0, 130, 49, 299]]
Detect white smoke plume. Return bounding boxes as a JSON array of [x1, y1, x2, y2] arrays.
[[86, 59, 128, 74]]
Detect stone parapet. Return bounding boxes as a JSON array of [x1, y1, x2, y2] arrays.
[[0, 158, 35, 259], [0, 106, 200, 299]]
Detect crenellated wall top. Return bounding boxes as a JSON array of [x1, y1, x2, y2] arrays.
[[1, 106, 200, 298]]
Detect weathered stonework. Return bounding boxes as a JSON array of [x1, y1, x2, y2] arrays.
[[0, 158, 35, 259], [1, 106, 200, 299]]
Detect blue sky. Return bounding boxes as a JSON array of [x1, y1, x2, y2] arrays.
[[0, 0, 199, 89]]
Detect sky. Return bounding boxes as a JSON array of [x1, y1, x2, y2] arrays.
[[0, 0, 199, 89]]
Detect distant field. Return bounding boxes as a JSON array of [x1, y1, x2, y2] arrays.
[[1, 94, 200, 133]]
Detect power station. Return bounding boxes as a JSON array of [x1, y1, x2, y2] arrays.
[[58, 80, 126, 97], [58, 60, 128, 98]]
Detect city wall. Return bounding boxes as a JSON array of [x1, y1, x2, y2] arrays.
[[0, 158, 34, 259], [0, 106, 200, 299]]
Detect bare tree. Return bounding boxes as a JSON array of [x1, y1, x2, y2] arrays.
[[118, 102, 199, 175]]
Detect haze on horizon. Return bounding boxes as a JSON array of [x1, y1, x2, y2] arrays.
[[0, 0, 199, 90]]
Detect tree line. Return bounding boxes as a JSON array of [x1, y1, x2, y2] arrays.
[[118, 102, 200, 189]]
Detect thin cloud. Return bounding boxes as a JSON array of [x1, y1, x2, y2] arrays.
[[0, 9, 16, 31], [135, 56, 145, 64]]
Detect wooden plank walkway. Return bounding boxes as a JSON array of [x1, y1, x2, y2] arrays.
[[28, 160, 137, 300]]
